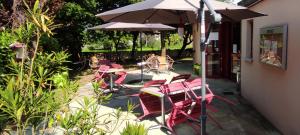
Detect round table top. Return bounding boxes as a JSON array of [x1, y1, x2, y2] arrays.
[[106, 68, 124, 73], [140, 86, 164, 97], [141, 86, 160, 91]]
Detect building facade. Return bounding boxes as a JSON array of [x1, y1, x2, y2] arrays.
[[239, 0, 300, 134]]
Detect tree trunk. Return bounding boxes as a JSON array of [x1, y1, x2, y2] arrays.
[[130, 32, 138, 59], [160, 32, 166, 57], [193, 23, 201, 64], [114, 39, 120, 62], [177, 31, 192, 59]]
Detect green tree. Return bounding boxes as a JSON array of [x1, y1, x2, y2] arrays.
[[54, 0, 142, 61]]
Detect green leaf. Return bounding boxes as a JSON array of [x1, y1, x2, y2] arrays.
[[16, 105, 25, 122], [33, 0, 40, 13]]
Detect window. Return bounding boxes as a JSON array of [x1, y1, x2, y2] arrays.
[[245, 19, 253, 62]]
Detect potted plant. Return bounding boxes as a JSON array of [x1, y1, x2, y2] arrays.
[[193, 63, 201, 75]]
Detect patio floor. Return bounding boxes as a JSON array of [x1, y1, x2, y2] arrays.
[[67, 60, 282, 135]]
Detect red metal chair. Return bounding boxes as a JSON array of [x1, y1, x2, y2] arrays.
[[143, 80, 167, 88], [98, 59, 111, 65], [160, 82, 199, 133], [93, 65, 110, 89], [114, 71, 130, 92], [110, 63, 123, 69], [170, 74, 191, 83], [183, 78, 236, 129], [138, 80, 167, 120], [184, 78, 236, 107]]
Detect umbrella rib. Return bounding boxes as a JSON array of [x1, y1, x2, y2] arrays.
[[143, 9, 159, 23], [184, 0, 198, 9], [107, 12, 130, 22]]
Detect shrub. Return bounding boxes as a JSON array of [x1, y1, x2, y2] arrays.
[[0, 30, 15, 86], [120, 122, 148, 135]]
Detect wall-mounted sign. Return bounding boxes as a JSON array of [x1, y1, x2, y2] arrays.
[[259, 24, 288, 69], [209, 32, 219, 41]]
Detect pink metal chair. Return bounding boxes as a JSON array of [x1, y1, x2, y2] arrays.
[[160, 82, 199, 133], [110, 63, 123, 69], [93, 65, 110, 89], [114, 71, 131, 93], [98, 59, 111, 65], [184, 78, 236, 106], [143, 80, 167, 88], [170, 74, 191, 83], [138, 80, 167, 120], [183, 78, 236, 129]]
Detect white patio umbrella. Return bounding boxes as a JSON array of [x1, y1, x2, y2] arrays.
[[96, 1, 265, 134], [96, 0, 265, 24], [88, 22, 176, 31], [88, 22, 175, 83]]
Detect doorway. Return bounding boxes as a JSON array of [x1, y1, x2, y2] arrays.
[[206, 22, 241, 81]]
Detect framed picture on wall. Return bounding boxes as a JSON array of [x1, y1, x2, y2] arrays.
[[259, 24, 288, 69]]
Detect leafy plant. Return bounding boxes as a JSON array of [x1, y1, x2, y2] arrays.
[[92, 82, 112, 104], [0, 30, 15, 86], [53, 83, 138, 135], [57, 97, 105, 135], [193, 63, 201, 75], [0, 75, 59, 134], [0, 1, 74, 134], [120, 122, 148, 135]]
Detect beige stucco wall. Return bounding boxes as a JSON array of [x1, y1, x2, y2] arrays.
[[241, 0, 300, 134]]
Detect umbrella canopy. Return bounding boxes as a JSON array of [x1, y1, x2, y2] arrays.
[[88, 22, 175, 31], [88, 22, 175, 82], [96, 0, 265, 24]]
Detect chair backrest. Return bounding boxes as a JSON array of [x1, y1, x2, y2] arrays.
[[183, 78, 214, 104], [166, 55, 174, 70], [110, 63, 123, 69], [161, 82, 185, 94], [185, 78, 202, 88], [161, 82, 193, 105], [114, 71, 127, 84], [95, 65, 110, 80], [99, 59, 111, 65], [143, 80, 167, 88], [98, 65, 110, 72], [170, 74, 191, 83]]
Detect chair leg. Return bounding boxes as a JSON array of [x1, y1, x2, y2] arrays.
[[120, 84, 138, 96]]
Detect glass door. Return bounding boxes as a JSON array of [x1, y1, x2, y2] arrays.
[[206, 40, 222, 78]]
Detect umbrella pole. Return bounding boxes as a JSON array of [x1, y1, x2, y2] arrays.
[[199, 0, 207, 135], [140, 32, 144, 83]]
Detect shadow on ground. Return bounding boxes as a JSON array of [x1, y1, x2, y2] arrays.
[[75, 60, 282, 135]]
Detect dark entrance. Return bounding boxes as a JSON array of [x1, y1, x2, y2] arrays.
[[206, 22, 241, 81]]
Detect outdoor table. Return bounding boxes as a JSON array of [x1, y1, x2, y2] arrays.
[[137, 61, 148, 83], [106, 68, 125, 92], [140, 86, 168, 130]]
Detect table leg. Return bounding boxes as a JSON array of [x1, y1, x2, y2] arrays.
[[141, 64, 144, 83], [161, 95, 165, 125], [110, 73, 113, 92]]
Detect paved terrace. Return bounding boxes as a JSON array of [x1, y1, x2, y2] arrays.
[[66, 60, 281, 135]]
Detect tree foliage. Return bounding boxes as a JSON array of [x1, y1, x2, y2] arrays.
[[53, 0, 142, 61]]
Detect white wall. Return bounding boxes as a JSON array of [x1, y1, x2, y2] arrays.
[[241, 0, 300, 134]]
